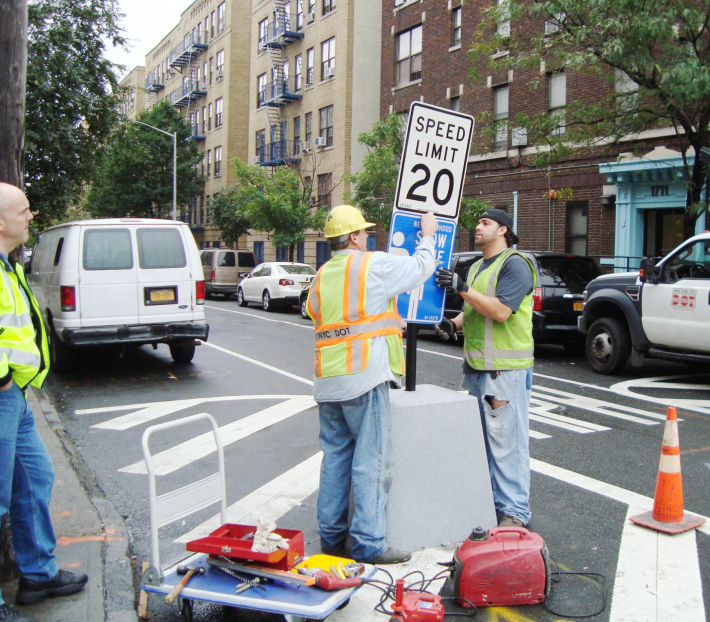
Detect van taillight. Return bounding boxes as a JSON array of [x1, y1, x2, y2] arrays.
[[210, 269, 215, 281], [60, 286, 76, 312], [196, 281, 205, 305], [279, 279, 295, 286], [533, 286, 543, 311]]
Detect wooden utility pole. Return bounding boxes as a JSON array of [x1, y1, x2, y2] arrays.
[[0, 0, 29, 581]]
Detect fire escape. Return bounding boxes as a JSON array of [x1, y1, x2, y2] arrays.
[[167, 32, 208, 140], [257, 0, 304, 167]]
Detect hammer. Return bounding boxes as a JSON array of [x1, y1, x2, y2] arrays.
[[164, 565, 206, 604]]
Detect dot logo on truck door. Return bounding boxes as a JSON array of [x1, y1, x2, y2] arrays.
[[672, 288, 696, 310]]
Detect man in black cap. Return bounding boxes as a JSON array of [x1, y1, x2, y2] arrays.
[[435, 209, 536, 528]]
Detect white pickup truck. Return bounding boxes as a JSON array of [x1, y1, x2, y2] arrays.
[[579, 232, 710, 374]]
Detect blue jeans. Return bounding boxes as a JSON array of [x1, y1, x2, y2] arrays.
[[0, 383, 58, 606], [317, 382, 392, 561], [462, 368, 533, 525]]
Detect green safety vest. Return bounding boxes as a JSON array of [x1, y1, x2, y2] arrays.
[[0, 258, 50, 389], [307, 252, 404, 379], [463, 248, 536, 371]]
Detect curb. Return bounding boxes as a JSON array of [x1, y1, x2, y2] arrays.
[[33, 389, 138, 622]]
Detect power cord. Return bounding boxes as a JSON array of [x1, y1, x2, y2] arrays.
[[544, 555, 607, 619]]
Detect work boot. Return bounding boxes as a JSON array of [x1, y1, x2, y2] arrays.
[[498, 515, 525, 528], [359, 547, 411, 565], [16, 569, 89, 605], [321, 535, 353, 557], [0, 604, 36, 622]]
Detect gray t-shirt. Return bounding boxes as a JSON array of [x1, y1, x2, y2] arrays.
[[463, 250, 534, 374]]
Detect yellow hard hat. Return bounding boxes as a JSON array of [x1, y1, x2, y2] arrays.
[[324, 205, 375, 239]]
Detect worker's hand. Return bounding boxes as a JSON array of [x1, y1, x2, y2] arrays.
[[420, 212, 437, 238], [435, 267, 468, 294], [434, 318, 458, 342]]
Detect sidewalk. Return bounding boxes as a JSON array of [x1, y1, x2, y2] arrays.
[[0, 389, 137, 622]]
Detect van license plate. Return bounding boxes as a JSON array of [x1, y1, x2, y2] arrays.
[[145, 288, 177, 305], [573, 302, 583, 311]]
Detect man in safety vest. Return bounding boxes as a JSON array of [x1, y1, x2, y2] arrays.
[[435, 209, 535, 528], [0, 183, 88, 622], [307, 205, 437, 564]]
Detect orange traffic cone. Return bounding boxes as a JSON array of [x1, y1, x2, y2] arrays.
[[630, 406, 706, 534]]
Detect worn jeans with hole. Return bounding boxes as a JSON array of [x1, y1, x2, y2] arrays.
[[317, 382, 392, 561], [0, 383, 58, 606], [462, 368, 533, 525]]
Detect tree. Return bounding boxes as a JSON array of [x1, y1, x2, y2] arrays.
[[347, 114, 489, 233], [471, 0, 710, 239], [25, 0, 126, 229], [212, 159, 327, 259], [86, 101, 205, 218]]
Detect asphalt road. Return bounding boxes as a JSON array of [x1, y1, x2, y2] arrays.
[[44, 298, 710, 621]]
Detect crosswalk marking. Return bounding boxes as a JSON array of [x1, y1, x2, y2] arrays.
[[119, 396, 316, 475], [176, 452, 323, 544], [530, 397, 610, 433]]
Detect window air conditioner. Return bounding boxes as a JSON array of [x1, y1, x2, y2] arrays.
[[314, 137, 327, 148], [216, 69, 224, 80], [324, 66, 334, 78], [307, 11, 315, 23], [301, 141, 312, 153], [253, 156, 261, 164]]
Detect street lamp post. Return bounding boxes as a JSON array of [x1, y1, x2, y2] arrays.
[[132, 121, 178, 221]]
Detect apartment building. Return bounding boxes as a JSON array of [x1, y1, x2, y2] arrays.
[[381, 1, 702, 267], [118, 66, 146, 120], [248, 0, 382, 267], [140, 0, 252, 249]]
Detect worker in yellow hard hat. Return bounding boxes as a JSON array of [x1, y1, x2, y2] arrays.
[[307, 204, 437, 565]]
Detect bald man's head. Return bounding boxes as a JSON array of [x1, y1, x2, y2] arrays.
[[0, 183, 33, 254], [0, 183, 27, 217]]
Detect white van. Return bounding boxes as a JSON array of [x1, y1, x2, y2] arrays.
[[27, 218, 209, 371], [200, 248, 257, 298]]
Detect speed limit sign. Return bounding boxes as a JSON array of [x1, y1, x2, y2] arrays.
[[395, 102, 474, 221]]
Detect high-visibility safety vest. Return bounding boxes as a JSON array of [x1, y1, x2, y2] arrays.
[[463, 248, 536, 371], [0, 258, 50, 389], [307, 252, 404, 379]]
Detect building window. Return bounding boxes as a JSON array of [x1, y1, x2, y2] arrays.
[[565, 202, 588, 255], [451, 96, 460, 112], [318, 173, 332, 209], [306, 48, 314, 86], [254, 241, 264, 264], [208, 103, 213, 130], [545, 11, 565, 34], [295, 53, 303, 90], [493, 85, 509, 151], [257, 73, 267, 107], [214, 146, 222, 176], [256, 129, 265, 160], [216, 49, 224, 74], [615, 68, 638, 124], [297, 241, 305, 263], [496, 0, 510, 38], [321, 37, 335, 79], [296, 0, 304, 28], [202, 106, 206, 133], [323, 0, 335, 15], [305, 112, 312, 142], [452, 7, 461, 46], [319, 105, 333, 147], [396, 25, 422, 85], [211, 11, 215, 37], [316, 241, 331, 269], [308, 0, 316, 19], [294, 116, 301, 151], [215, 97, 223, 127], [206, 150, 212, 177], [548, 71, 566, 136], [209, 57, 214, 84], [259, 18, 268, 47], [217, 2, 226, 32], [202, 61, 207, 86], [276, 246, 288, 261]]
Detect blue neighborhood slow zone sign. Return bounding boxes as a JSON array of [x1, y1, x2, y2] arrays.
[[387, 211, 457, 325]]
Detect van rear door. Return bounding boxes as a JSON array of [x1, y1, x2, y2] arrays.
[[78, 226, 140, 327], [215, 250, 237, 290], [136, 225, 195, 324]]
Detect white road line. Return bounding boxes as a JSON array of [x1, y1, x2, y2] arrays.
[[530, 396, 610, 432], [87, 395, 303, 430], [119, 396, 317, 475], [203, 341, 314, 386], [610, 505, 706, 622], [206, 304, 313, 330], [611, 374, 710, 416], [176, 452, 324, 543], [529, 429, 552, 440]]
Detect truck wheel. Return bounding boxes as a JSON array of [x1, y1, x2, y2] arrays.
[[49, 327, 77, 373], [586, 318, 630, 375], [169, 340, 196, 364], [237, 288, 248, 307]]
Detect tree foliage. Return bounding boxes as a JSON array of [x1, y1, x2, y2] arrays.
[[86, 101, 205, 218], [471, 0, 710, 237], [25, 0, 126, 228], [211, 159, 327, 258]]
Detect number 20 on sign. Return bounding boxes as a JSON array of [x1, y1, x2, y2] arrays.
[[395, 102, 474, 221]]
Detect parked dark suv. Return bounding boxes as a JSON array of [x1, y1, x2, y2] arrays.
[[435, 251, 601, 352]]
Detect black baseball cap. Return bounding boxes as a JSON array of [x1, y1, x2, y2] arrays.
[[479, 209, 519, 244]]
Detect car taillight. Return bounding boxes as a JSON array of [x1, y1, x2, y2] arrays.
[[279, 279, 295, 286], [196, 280, 205, 305], [60, 286, 76, 312], [533, 286, 543, 311]]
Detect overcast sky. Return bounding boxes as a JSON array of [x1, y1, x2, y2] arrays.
[[107, 0, 191, 77]]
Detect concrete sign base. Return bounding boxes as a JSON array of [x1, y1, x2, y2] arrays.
[[386, 384, 497, 552]]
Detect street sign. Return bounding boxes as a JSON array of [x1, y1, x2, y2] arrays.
[[395, 102, 474, 221], [388, 211, 457, 324]]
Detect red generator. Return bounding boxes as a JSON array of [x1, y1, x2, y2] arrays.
[[452, 526, 550, 608]]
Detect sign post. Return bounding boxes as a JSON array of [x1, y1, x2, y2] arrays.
[[388, 102, 474, 390]]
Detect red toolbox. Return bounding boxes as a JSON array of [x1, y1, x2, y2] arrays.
[[186, 524, 305, 571]]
